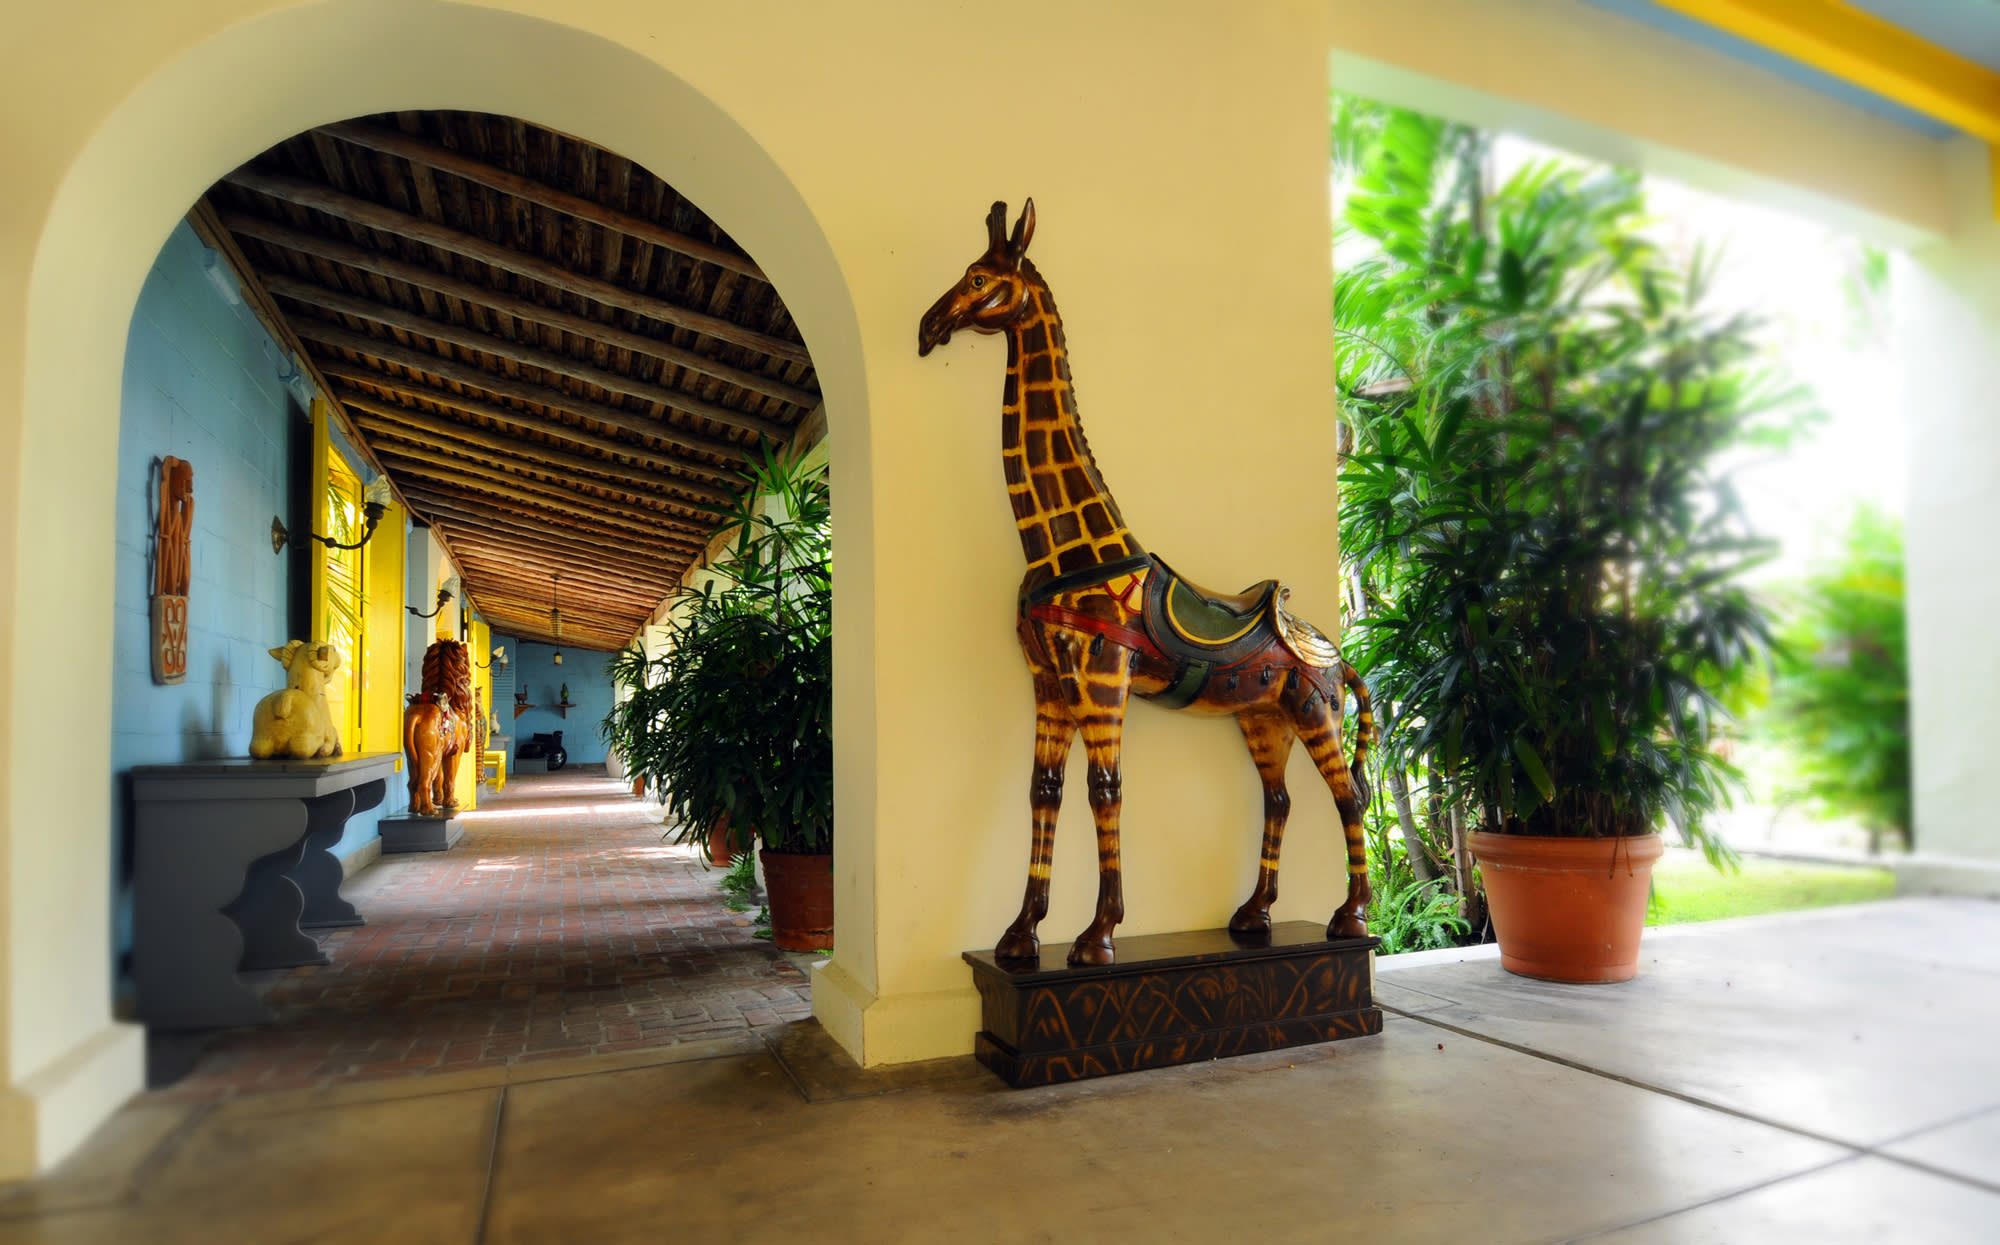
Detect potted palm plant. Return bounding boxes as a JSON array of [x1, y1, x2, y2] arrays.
[[604, 448, 833, 949], [1337, 106, 1796, 982]]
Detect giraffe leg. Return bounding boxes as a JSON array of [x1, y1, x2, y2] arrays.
[[1063, 640, 1132, 967], [996, 668, 1075, 961], [1228, 710, 1296, 935], [1288, 685, 1372, 940]]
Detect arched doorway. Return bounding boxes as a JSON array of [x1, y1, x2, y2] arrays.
[[110, 103, 831, 1091], [8, 0, 869, 1174]]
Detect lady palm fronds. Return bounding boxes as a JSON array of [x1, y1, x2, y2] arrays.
[[1336, 101, 1801, 860]]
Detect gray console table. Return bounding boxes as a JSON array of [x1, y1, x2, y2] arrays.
[[131, 753, 398, 1029]]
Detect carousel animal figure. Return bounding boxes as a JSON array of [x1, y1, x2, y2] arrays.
[[402, 691, 457, 817], [918, 200, 1375, 966], [249, 640, 344, 759], [405, 638, 475, 815]]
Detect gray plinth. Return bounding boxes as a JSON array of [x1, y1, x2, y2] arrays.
[[379, 813, 464, 853], [514, 756, 549, 775], [131, 752, 399, 1029]]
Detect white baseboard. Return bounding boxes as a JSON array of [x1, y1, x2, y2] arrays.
[[340, 836, 382, 881], [0, 1021, 145, 1180]]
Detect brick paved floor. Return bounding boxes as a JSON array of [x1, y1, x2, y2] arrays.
[[155, 768, 812, 1101]]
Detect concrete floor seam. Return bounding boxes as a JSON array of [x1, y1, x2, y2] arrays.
[[128, 1099, 217, 1197], [473, 1087, 508, 1245], [1558, 1153, 1867, 1243], [1862, 1147, 2000, 1197], [1386, 1007, 1867, 1155]]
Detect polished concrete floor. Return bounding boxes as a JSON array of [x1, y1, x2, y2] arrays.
[[6, 897, 1997, 1243]]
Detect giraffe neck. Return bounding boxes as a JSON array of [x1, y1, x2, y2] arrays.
[[1002, 261, 1143, 593]]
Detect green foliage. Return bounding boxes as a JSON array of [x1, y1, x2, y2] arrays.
[[1372, 875, 1472, 954], [1335, 100, 1799, 861], [1762, 506, 1910, 846], [603, 447, 832, 856], [719, 851, 758, 911], [1362, 778, 1471, 953]]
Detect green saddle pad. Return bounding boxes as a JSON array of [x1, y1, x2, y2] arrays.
[[1164, 576, 1274, 647]]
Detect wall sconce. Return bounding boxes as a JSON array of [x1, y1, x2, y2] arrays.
[[272, 476, 393, 554], [550, 574, 564, 666], [409, 575, 461, 620], [477, 646, 508, 671]]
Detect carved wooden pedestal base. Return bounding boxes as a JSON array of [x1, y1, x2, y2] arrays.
[[963, 922, 1381, 1088]]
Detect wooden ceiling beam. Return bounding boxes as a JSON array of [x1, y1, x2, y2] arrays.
[[452, 560, 667, 611], [399, 480, 707, 555], [400, 489, 703, 561], [374, 450, 711, 543], [222, 211, 817, 408], [467, 581, 639, 625], [470, 592, 635, 632], [442, 532, 685, 592], [370, 440, 714, 531], [316, 121, 769, 281], [470, 602, 632, 647], [323, 367, 740, 487], [295, 321, 747, 469], [346, 405, 732, 509], [476, 618, 618, 651], [441, 521, 686, 577], [436, 528, 688, 589], [221, 169, 812, 365], [265, 270, 790, 442]]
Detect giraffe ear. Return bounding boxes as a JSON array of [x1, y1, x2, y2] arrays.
[[1007, 199, 1036, 264], [986, 201, 1009, 255]]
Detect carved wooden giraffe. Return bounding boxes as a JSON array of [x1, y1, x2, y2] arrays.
[[919, 200, 1376, 966]]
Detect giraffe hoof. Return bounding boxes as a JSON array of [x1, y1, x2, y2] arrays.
[[1066, 935, 1116, 967], [1327, 911, 1368, 940], [994, 929, 1040, 961], [1228, 903, 1273, 935]]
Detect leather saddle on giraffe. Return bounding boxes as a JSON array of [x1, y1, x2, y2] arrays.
[[1021, 554, 1346, 710]]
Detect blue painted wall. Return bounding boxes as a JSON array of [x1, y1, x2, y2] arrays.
[[489, 634, 518, 763], [503, 638, 614, 766], [111, 221, 393, 972]]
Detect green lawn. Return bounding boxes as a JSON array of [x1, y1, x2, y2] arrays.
[[1647, 851, 1895, 926]]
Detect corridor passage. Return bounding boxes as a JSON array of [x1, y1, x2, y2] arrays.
[[158, 770, 812, 1100]]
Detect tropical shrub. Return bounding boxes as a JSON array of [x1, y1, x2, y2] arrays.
[[1335, 103, 1800, 864], [603, 448, 832, 857], [1762, 505, 1910, 850]]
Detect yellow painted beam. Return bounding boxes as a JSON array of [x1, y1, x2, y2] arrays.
[[1658, 0, 2000, 143]]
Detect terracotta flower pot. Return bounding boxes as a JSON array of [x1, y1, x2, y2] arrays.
[[1470, 831, 1664, 984], [632, 776, 646, 799], [708, 819, 735, 867], [760, 849, 833, 952]]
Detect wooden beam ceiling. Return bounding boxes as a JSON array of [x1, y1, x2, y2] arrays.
[[221, 167, 809, 363], [223, 211, 816, 407], [314, 121, 768, 279], [202, 109, 821, 649], [264, 270, 790, 441]]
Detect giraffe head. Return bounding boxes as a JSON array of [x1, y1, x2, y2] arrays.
[[918, 199, 1036, 356]]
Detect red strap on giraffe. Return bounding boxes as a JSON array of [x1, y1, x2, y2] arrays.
[[1027, 602, 1156, 655]]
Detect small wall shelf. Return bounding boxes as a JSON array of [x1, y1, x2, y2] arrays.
[[554, 701, 577, 718], [513, 704, 536, 720]]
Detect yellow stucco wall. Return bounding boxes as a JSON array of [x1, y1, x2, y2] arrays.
[[0, 0, 1970, 1177]]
